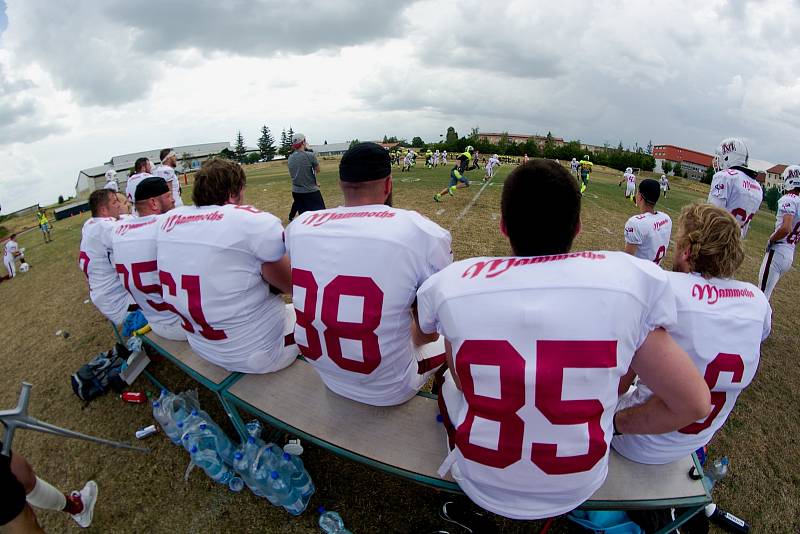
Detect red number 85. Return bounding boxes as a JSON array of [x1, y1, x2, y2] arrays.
[[455, 340, 616, 474]]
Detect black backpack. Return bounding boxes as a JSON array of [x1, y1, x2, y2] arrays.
[[71, 343, 130, 401]]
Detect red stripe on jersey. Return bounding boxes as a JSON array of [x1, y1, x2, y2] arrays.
[[417, 352, 446, 374]]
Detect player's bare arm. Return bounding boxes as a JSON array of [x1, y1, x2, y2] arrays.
[[260, 254, 292, 295], [623, 243, 638, 256], [615, 328, 711, 434], [769, 213, 793, 244], [443, 339, 463, 391], [410, 300, 438, 346]]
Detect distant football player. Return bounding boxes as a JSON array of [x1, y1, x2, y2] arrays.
[[570, 157, 579, 178], [156, 159, 296, 373], [417, 160, 709, 520], [623, 179, 673, 266], [78, 189, 135, 324], [614, 203, 770, 464], [401, 149, 416, 172], [286, 142, 452, 406], [660, 174, 669, 198], [3, 234, 25, 278], [104, 169, 119, 192], [425, 148, 434, 168], [434, 146, 476, 202], [707, 137, 762, 238], [112, 177, 186, 341], [483, 154, 500, 182], [759, 165, 800, 300], [618, 167, 636, 199], [433, 149, 440, 167], [441, 150, 448, 166], [125, 158, 154, 207], [152, 148, 184, 207], [579, 154, 593, 193]]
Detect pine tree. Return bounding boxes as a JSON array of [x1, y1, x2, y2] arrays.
[[258, 125, 276, 161], [234, 131, 247, 162], [287, 126, 295, 153], [279, 129, 288, 157]]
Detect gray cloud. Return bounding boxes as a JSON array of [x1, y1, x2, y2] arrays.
[[0, 64, 64, 145], [3, 0, 417, 106]]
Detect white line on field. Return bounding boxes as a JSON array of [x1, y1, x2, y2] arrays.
[[455, 179, 493, 223]]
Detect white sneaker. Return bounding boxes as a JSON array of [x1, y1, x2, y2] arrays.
[[70, 481, 98, 528]]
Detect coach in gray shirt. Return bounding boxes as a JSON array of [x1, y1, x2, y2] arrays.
[[287, 133, 325, 221]]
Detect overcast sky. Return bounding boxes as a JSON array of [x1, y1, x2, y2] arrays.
[[0, 0, 798, 212]]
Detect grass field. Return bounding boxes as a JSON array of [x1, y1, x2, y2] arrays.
[[0, 157, 797, 533]]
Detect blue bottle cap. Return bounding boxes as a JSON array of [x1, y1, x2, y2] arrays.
[[436, 414, 443, 423], [234, 452, 243, 460], [318, 506, 326, 514], [161, 388, 168, 396], [247, 436, 255, 444], [283, 452, 291, 460], [721, 457, 729, 465], [199, 423, 207, 430], [191, 409, 198, 416], [191, 446, 198, 453], [152, 400, 160, 407], [177, 421, 183, 428], [270, 471, 279, 479]]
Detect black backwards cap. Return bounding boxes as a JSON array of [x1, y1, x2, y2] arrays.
[[135, 177, 170, 202], [340, 142, 392, 183], [638, 178, 661, 205]]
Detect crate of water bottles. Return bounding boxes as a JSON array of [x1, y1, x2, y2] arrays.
[[150, 390, 314, 515]]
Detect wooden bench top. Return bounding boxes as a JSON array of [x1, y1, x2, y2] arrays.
[[225, 358, 708, 505], [143, 333, 235, 387]]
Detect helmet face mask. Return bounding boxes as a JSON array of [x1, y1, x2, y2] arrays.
[[782, 165, 800, 192], [626, 167, 633, 174]]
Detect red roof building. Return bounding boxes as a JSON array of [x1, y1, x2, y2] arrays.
[[765, 164, 788, 189], [653, 144, 714, 181]]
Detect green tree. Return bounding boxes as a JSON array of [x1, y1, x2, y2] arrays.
[[349, 139, 361, 148], [257, 125, 277, 161], [279, 129, 291, 157], [234, 131, 247, 162], [411, 136, 425, 148], [765, 186, 781, 212], [445, 126, 458, 145], [497, 132, 510, 153], [662, 161, 673, 175], [673, 162, 683, 177], [219, 147, 235, 159], [702, 166, 715, 184], [543, 132, 556, 157], [246, 152, 260, 164], [645, 140, 653, 155]]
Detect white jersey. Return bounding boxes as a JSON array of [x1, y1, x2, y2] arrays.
[[771, 192, 800, 253], [442, 151, 448, 162], [155, 204, 288, 373], [486, 157, 500, 170], [624, 172, 636, 186], [79, 217, 134, 324], [417, 251, 677, 520], [707, 168, 763, 238], [111, 214, 185, 337], [286, 205, 452, 405], [404, 151, 415, 163], [624, 211, 673, 265], [152, 164, 184, 207], [613, 272, 770, 464], [434, 151, 440, 163], [660, 176, 669, 190], [3, 240, 18, 261], [571, 159, 579, 171], [125, 172, 153, 205]]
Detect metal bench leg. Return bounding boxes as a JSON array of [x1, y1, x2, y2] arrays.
[[141, 369, 168, 392], [218, 394, 249, 441], [653, 505, 704, 534]]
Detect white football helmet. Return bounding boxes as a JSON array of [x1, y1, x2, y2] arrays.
[[713, 137, 749, 172], [465, 145, 474, 152], [625, 167, 633, 174], [782, 165, 800, 191], [19, 263, 30, 273]]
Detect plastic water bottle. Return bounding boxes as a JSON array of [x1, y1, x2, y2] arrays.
[[250, 446, 282, 506], [318, 508, 352, 534], [267, 471, 305, 515], [246, 419, 263, 438], [705, 457, 729, 489], [278, 452, 315, 500], [190, 445, 233, 485], [232, 437, 266, 496], [188, 423, 235, 464], [228, 476, 245, 492]]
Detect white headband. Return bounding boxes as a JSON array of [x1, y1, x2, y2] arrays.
[[162, 151, 176, 162]]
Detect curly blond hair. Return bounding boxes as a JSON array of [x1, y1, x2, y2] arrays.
[[675, 203, 744, 278]]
